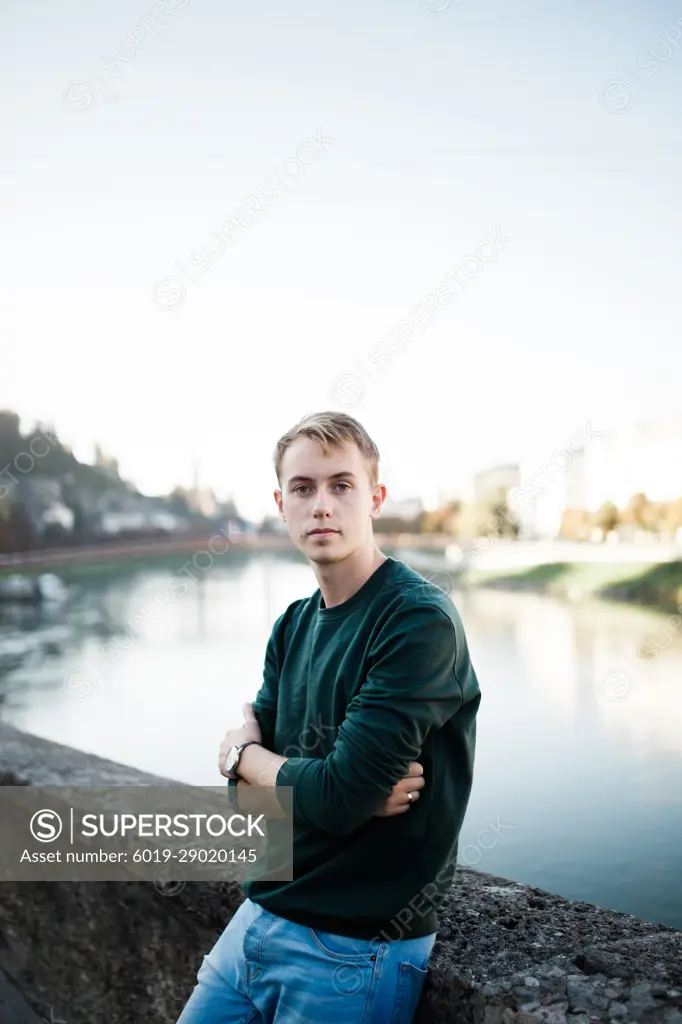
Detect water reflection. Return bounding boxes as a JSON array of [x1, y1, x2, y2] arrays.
[[449, 585, 682, 929], [0, 552, 680, 929]]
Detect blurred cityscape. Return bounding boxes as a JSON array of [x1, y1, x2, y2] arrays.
[[1, 407, 682, 555]]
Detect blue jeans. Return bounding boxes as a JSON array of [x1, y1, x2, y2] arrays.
[[176, 897, 437, 1023]]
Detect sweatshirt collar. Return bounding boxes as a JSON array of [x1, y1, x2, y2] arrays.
[[316, 556, 396, 621]]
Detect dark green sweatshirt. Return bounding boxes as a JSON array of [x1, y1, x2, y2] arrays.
[[229, 555, 481, 941]]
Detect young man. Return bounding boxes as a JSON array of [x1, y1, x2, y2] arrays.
[[177, 411, 481, 1024]]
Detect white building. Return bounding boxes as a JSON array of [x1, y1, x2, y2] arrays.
[[380, 496, 424, 522], [473, 464, 521, 504], [514, 446, 589, 540], [42, 502, 75, 531], [586, 415, 682, 509], [515, 413, 682, 540]]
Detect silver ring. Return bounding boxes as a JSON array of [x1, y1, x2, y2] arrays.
[[407, 791, 413, 803]]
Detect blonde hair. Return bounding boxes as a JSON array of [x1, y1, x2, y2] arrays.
[[274, 411, 380, 488]]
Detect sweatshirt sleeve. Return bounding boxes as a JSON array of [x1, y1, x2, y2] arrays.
[[274, 598, 464, 836]]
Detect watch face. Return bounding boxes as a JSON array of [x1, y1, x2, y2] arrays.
[[226, 746, 238, 773]]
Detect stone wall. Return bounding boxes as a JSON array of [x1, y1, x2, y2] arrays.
[[0, 723, 680, 1024]]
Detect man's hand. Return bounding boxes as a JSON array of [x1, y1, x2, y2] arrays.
[[218, 702, 262, 779], [372, 761, 425, 817], [218, 703, 289, 819]]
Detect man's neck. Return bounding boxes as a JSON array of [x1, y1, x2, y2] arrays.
[[314, 546, 388, 609]]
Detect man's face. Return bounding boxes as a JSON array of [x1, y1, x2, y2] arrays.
[[275, 436, 385, 563]]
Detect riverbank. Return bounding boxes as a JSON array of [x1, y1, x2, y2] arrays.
[[396, 540, 682, 613], [463, 560, 682, 614], [0, 723, 681, 1024], [0, 535, 283, 575]]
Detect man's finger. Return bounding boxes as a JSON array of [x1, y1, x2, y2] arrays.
[[396, 776, 425, 792]]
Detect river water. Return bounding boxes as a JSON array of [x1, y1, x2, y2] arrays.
[[1, 550, 680, 930]]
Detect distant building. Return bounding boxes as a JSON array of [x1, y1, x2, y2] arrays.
[[223, 518, 257, 539], [16, 477, 75, 537], [100, 510, 147, 535], [42, 502, 75, 531], [586, 415, 682, 509], [87, 489, 189, 537], [515, 413, 682, 540], [380, 496, 424, 523], [515, 447, 589, 540], [473, 464, 521, 505], [148, 509, 186, 532]]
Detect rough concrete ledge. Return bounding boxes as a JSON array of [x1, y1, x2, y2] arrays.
[[0, 723, 680, 1024]]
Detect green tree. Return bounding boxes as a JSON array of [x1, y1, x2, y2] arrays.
[[0, 409, 22, 468], [593, 501, 619, 537], [663, 498, 682, 534], [422, 500, 462, 535], [621, 492, 650, 529]]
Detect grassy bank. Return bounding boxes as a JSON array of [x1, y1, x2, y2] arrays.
[[466, 559, 682, 613]]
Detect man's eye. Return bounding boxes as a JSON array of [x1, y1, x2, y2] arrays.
[[293, 483, 349, 493]]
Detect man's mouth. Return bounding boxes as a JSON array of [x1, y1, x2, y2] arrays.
[[308, 529, 338, 535]]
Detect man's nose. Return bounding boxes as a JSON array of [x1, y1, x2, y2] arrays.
[[312, 492, 333, 516]]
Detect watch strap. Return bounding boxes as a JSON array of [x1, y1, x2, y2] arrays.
[[232, 739, 261, 779]]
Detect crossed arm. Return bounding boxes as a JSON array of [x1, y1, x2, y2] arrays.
[[232, 599, 464, 835]]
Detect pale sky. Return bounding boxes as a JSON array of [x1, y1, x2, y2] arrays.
[[3, 0, 681, 521]]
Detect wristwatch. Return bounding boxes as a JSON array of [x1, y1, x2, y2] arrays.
[[224, 740, 261, 781]]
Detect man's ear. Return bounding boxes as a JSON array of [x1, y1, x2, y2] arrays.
[[371, 484, 386, 517]]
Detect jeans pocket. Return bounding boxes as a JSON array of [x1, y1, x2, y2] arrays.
[[391, 961, 429, 1024], [307, 927, 375, 963]]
